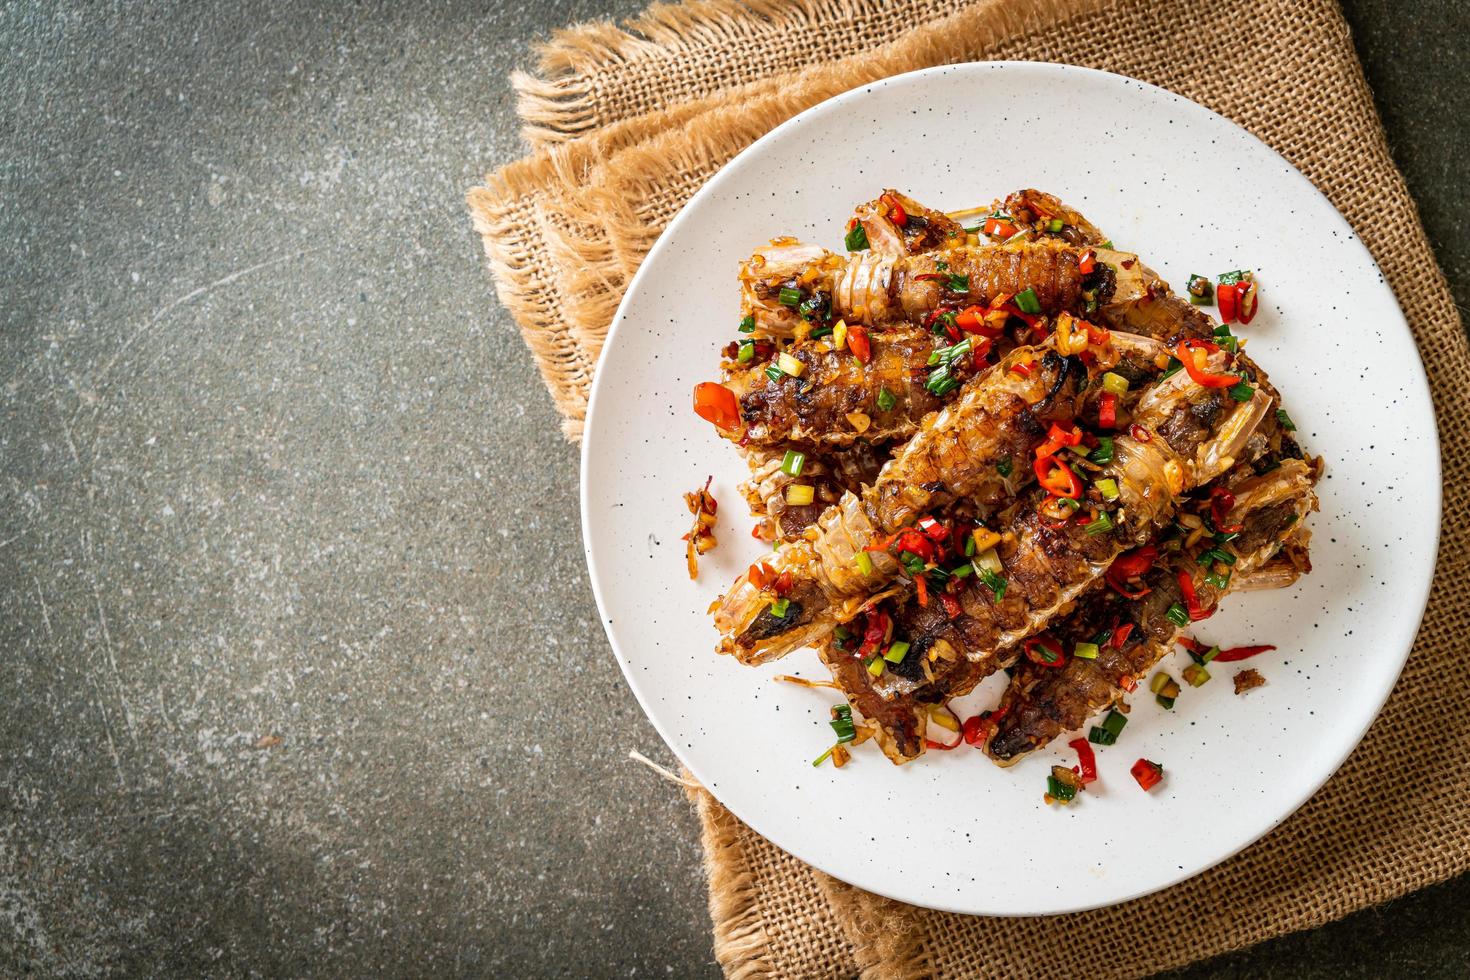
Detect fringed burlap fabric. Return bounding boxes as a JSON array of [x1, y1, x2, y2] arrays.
[[469, 1, 1469, 975]]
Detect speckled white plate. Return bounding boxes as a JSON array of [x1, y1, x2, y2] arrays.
[[580, 63, 1439, 915]]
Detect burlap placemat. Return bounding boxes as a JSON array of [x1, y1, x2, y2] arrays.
[[469, 1, 1469, 975]]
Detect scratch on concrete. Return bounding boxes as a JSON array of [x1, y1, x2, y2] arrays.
[[83, 249, 315, 398]]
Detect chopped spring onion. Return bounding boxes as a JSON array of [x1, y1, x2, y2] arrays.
[[1277, 408, 1297, 431], [1228, 379, 1254, 402], [1165, 603, 1190, 628], [925, 370, 959, 397], [834, 625, 852, 642], [1182, 663, 1212, 687], [830, 704, 856, 742], [739, 314, 755, 333], [977, 567, 1008, 601], [1084, 512, 1115, 536], [765, 365, 783, 382], [1088, 437, 1114, 465], [1160, 357, 1183, 380], [854, 551, 874, 575], [876, 386, 897, 412], [778, 286, 802, 307], [780, 449, 806, 476], [945, 273, 969, 293], [785, 484, 815, 506], [928, 338, 973, 366], [973, 546, 1003, 575], [808, 325, 833, 339], [844, 223, 869, 251], [866, 656, 884, 678], [777, 352, 806, 377], [737, 340, 755, 363], [884, 640, 911, 665], [769, 597, 791, 618], [997, 458, 1013, 478], [1101, 372, 1130, 395], [798, 294, 826, 319], [1204, 570, 1231, 589], [1046, 218, 1065, 233], [1073, 642, 1100, 661], [1095, 478, 1120, 502], [899, 551, 925, 575], [1013, 287, 1042, 315], [950, 562, 974, 578], [812, 746, 835, 767], [1198, 547, 1237, 567]]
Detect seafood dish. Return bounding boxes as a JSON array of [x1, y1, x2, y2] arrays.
[[689, 188, 1320, 801]]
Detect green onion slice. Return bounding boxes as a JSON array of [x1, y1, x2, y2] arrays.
[[844, 223, 869, 252], [778, 286, 802, 307], [738, 314, 755, 333], [780, 449, 806, 477], [876, 386, 897, 412], [1013, 287, 1042, 315], [1165, 603, 1190, 627]]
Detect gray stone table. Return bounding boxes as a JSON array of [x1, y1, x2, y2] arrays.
[[2, 0, 1466, 975]]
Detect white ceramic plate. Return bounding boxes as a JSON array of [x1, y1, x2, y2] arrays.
[[581, 63, 1439, 915]]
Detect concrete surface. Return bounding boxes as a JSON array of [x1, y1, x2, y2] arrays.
[[0, 0, 1465, 976]]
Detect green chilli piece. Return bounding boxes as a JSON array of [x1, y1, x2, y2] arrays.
[[1186, 274, 1214, 305], [1087, 726, 1117, 746], [1046, 774, 1078, 803], [1013, 287, 1042, 314], [1189, 644, 1220, 665]]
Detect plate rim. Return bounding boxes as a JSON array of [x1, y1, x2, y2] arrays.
[[579, 60, 1442, 915]]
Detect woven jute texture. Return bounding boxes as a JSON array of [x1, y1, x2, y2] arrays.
[[469, 0, 1469, 975]]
